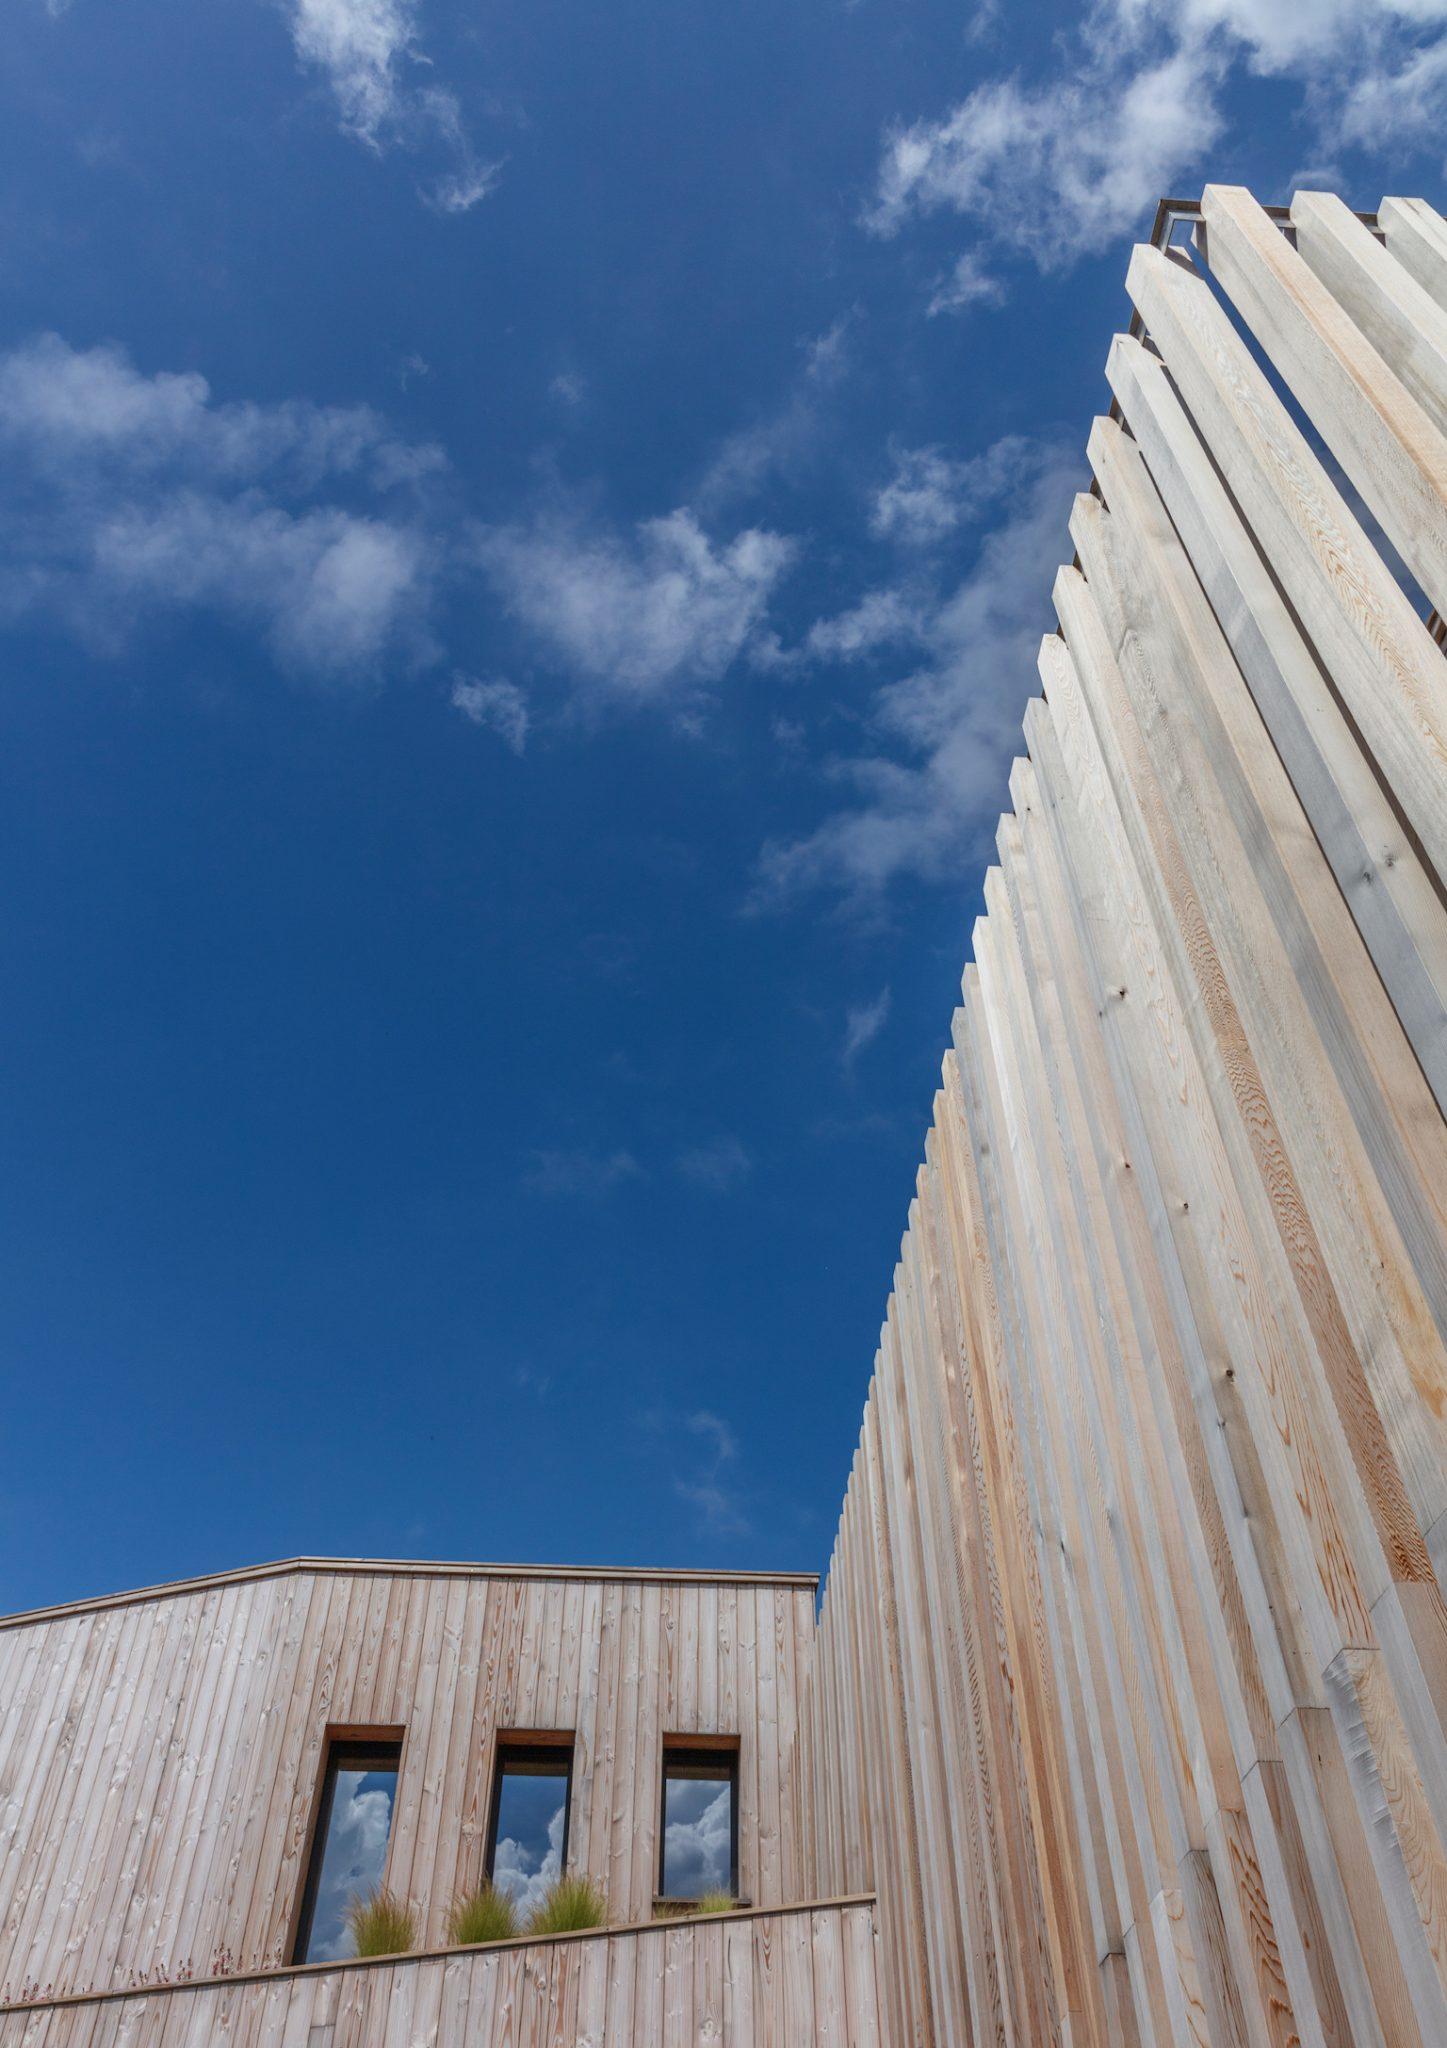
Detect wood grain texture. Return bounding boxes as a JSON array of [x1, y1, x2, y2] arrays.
[[0, 1902, 876, 2048], [801, 191, 1447, 2048], [0, 1569, 815, 2005]]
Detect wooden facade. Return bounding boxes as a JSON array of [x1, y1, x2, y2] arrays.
[[802, 186, 1447, 2048], [0, 1900, 881, 2048], [0, 1559, 830, 2034]]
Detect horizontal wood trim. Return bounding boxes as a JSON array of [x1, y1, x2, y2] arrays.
[[0, 1895, 876, 2018], [0, 1553, 820, 1630]]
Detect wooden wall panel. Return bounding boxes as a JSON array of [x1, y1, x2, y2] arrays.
[[0, 1899, 880, 2048], [0, 1563, 816, 2005], [802, 188, 1447, 2048]]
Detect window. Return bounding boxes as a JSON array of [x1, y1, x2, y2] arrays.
[[486, 1738, 574, 1914], [659, 1743, 738, 1900], [292, 1732, 403, 1964]]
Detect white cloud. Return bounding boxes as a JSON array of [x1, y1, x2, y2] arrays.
[[674, 1409, 749, 1537], [95, 495, 427, 673], [805, 588, 924, 663], [927, 251, 1005, 318], [0, 334, 437, 677], [1162, 0, 1447, 72], [479, 508, 796, 713], [869, 1, 1447, 284], [1339, 31, 1447, 151], [870, 50, 1224, 268], [286, 0, 418, 145], [842, 988, 891, 1069], [754, 439, 1080, 906], [871, 437, 1033, 548], [523, 1148, 644, 1196], [280, 0, 499, 210], [676, 1138, 753, 1193], [0, 331, 444, 490], [451, 674, 530, 752]]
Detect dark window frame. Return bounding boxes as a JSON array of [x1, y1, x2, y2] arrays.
[[290, 1727, 405, 1965], [484, 1733, 576, 1892], [657, 1739, 740, 1901]]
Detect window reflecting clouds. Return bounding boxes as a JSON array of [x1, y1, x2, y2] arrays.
[[487, 1746, 573, 1915], [660, 1749, 737, 1898], [296, 1743, 400, 1963]]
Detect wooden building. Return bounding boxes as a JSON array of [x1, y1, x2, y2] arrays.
[[803, 186, 1447, 2048], [0, 1559, 876, 2043], [3, 186, 1447, 2044]]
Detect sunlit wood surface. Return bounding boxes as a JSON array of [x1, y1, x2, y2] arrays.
[[801, 187, 1447, 2048], [0, 1562, 817, 2012]]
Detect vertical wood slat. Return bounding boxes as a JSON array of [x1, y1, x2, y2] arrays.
[[800, 188, 1447, 2048], [0, 1905, 873, 2047], [0, 1568, 812, 2007]]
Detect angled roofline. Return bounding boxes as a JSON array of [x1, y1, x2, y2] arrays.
[[0, 1553, 820, 1630]]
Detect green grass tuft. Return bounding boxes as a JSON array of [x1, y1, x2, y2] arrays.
[[447, 1884, 519, 1947], [346, 1886, 416, 1958], [524, 1874, 608, 1935], [692, 1889, 738, 1915]]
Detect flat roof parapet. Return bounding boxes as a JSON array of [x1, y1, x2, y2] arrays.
[[0, 1552, 820, 1630]]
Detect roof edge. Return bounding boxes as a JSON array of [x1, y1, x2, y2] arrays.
[[0, 1554, 821, 1631]]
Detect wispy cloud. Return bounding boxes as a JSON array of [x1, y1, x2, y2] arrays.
[[0, 333, 439, 678], [279, 0, 499, 211], [675, 1138, 753, 1194], [870, 48, 1224, 271], [1340, 30, 1447, 150], [754, 435, 1081, 907], [686, 1410, 739, 1463], [871, 438, 1034, 549], [794, 440, 1047, 675], [805, 587, 926, 663], [868, 1, 1447, 288], [478, 507, 796, 717], [696, 315, 855, 513], [450, 673, 530, 752], [675, 1481, 751, 1537], [523, 1147, 645, 1197], [675, 1410, 749, 1537], [927, 250, 1005, 318], [842, 988, 891, 1070]]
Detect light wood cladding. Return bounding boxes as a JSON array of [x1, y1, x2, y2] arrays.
[[0, 1565, 816, 2006], [0, 1899, 880, 2047], [801, 188, 1447, 2048]]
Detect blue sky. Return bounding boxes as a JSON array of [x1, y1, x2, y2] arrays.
[[4, 0, 1446, 1612]]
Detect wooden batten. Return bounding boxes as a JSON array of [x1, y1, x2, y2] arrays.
[[799, 190, 1447, 2048], [0, 1566, 817, 2019]]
